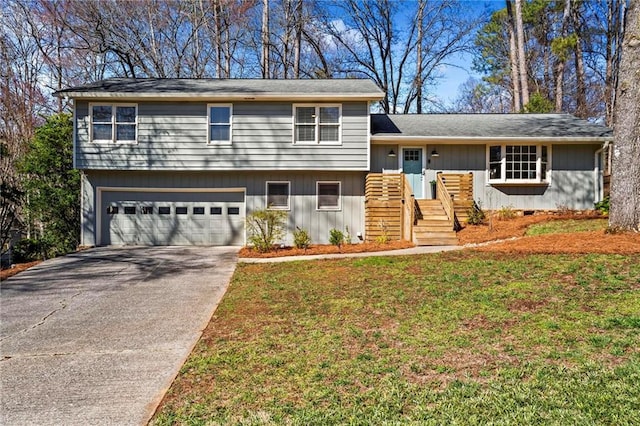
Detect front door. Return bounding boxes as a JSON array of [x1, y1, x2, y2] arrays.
[[402, 148, 424, 198]]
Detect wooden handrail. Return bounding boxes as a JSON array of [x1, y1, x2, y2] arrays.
[[400, 174, 415, 241], [436, 172, 455, 227]]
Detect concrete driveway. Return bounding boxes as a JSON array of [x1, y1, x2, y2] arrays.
[[1, 246, 238, 426]]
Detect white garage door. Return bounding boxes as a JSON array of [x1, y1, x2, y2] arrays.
[[100, 190, 245, 246]]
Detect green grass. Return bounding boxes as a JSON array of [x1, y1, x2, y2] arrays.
[[153, 252, 640, 425], [525, 218, 608, 236]]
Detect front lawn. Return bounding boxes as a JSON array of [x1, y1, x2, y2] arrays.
[[153, 251, 640, 425], [525, 218, 609, 236]]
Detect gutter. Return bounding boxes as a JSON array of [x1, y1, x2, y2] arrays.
[[371, 135, 611, 144]]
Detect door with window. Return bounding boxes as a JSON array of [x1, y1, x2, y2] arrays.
[[402, 148, 424, 198]]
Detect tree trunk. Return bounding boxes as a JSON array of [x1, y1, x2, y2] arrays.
[[605, 0, 626, 126], [610, 0, 640, 231], [554, 0, 571, 112], [293, 0, 302, 78], [514, 0, 529, 107], [416, 0, 424, 114], [572, 3, 588, 118], [506, 0, 521, 112], [261, 0, 270, 79]]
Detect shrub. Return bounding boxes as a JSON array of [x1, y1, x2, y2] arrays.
[[246, 208, 287, 253], [12, 238, 46, 263], [329, 228, 344, 247], [496, 205, 517, 220], [293, 227, 311, 249], [376, 219, 390, 244], [595, 196, 609, 214], [344, 226, 352, 245], [466, 201, 486, 225]]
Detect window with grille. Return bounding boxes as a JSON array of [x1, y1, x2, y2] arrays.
[[293, 105, 341, 144], [487, 144, 550, 183]]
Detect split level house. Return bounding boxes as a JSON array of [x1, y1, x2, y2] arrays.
[[54, 79, 612, 247]]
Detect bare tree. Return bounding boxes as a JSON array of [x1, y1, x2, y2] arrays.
[[261, 0, 270, 78], [514, 0, 529, 106], [610, 0, 640, 232], [604, 0, 627, 126], [553, 0, 571, 112]]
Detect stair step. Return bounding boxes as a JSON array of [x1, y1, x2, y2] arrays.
[[413, 224, 453, 233], [414, 237, 459, 246]]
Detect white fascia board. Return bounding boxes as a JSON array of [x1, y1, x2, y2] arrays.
[[370, 135, 611, 144], [55, 92, 385, 102]]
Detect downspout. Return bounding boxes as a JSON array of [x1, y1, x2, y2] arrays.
[[594, 141, 609, 203]]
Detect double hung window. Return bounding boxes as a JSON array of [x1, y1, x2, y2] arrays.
[[91, 104, 137, 143], [208, 104, 232, 145], [294, 105, 341, 144]]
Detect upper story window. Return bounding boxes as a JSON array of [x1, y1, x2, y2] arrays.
[[208, 104, 232, 145], [266, 181, 290, 210], [293, 104, 341, 145], [488, 144, 551, 184], [91, 104, 137, 143]]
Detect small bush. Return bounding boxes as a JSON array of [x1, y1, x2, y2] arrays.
[[595, 196, 609, 214], [466, 201, 486, 225], [344, 226, 352, 245], [376, 219, 390, 244], [497, 205, 517, 220], [246, 208, 287, 253], [329, 228, 344, 247], [12, 238, 46, 262], [293, 227, 311, 249]]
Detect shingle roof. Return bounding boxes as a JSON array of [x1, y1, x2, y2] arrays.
[[55, 78, 384, 100], [371, 114, 612, 140]]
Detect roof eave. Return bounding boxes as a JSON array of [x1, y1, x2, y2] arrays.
[[53, 91, 385, 101], [370, 135, 612, 144]]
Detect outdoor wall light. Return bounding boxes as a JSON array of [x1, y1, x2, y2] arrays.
[[431, 149, 440, 157], [388, 149, 397, 157]]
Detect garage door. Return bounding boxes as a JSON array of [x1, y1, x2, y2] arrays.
[[100, 191, 245, 246]]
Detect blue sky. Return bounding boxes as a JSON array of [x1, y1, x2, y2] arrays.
[[430, 0, 505, 107]]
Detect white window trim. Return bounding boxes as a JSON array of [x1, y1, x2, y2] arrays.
[[207, 103, 233, 146], [316, 181, 342, 211], [89, 103, 138, 144], [486, 143, 552, 185], [266, 181, 291, 211], [292, 104, 342, 145]]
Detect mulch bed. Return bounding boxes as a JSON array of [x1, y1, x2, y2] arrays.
[[238, 240, 415, 258], [1, 261, 42, 281]]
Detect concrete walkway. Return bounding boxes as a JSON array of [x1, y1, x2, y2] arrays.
[[1, 246, 238, 426], [239, 245, 463, 263]]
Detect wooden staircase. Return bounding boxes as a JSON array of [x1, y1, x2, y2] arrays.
[[413, 199, 458, 246], [364, 172, 474, 247]]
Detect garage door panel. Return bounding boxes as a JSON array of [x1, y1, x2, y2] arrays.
[[101, 191, 245, 246]]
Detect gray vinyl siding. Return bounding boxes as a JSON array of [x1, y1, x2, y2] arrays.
[[75, 101, 369, 170], [81, 170, 366, 246], [371, 143, 600, 210]]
